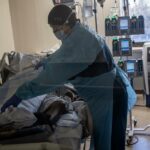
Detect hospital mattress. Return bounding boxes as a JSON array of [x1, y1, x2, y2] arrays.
[[0, 126, 50, 145]]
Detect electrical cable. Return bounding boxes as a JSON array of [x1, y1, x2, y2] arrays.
[[101, 6, 104, 20], [127, 131, 150, 146], [93, 0, 98, 32], [123, 0, 126, 16], [126, 135, 139, 146]]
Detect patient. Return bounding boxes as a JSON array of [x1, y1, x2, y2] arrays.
[[0, 84, 92, 150]]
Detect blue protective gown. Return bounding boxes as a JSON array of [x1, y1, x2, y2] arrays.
[[15, 23, 136, 150]]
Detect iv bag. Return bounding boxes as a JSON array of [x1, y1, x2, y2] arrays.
[[83, 0, 93, 18]]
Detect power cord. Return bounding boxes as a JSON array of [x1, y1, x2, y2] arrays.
[[126, 135, 139, 146]]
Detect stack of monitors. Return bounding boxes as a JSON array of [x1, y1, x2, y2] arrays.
[[105, 16, 145, 36]]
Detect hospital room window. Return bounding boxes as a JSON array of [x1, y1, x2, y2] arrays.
[[129, 0, 150, 42], [120, 0, 150, 42]]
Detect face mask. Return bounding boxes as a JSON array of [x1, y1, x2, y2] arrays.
[[54, 12, 73, 40], [54, 30, 67, 40]]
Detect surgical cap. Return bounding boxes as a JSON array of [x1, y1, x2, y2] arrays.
[[48, 4, 72, 26]]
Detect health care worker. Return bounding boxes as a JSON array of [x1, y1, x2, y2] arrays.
[[1, 4, 136, 150]]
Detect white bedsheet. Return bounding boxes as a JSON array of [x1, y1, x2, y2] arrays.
[[0, 67, 42, 108], [18, 94, 47, 113], [0, 107, 37, 129]]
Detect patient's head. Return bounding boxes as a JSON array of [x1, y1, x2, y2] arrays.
[[55, 83, 78, 101], [44, 100, 67, 120]]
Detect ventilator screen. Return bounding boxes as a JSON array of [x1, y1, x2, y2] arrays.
[[120, 19, 128, 30], [127, 62, 135, 73], [119, 17, 129, 35], [119, 38, 132, 56], [121, 40, 129, 51]]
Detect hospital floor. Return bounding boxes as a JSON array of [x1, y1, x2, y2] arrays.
[[81, 94, 150, 150]]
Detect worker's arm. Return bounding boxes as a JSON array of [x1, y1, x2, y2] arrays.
[[15, 30, 102, 100], [15, 61, 89, 99], [1, 54, 91, 112]]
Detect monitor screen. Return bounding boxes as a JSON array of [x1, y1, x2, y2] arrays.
[[120, 18, 129, 30], [127, 62, 135, 73], [121, 40, 130, 51]]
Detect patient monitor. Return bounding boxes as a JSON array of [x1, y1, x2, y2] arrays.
[[119, 38, 132, 56], [119, 16, 130, 35], [125, 60, 136, 77]]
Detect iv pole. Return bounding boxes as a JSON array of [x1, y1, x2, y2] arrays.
[[93, 0, 105, 33], [93, 0, 98, 32], [123, 0, 129, 16]]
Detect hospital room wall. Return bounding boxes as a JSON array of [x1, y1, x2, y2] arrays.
[[9, 0, 59, 53], [0, 0, 119, 55], [0, 0, 15, 59]]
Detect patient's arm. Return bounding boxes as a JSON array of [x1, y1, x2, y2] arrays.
[[1, 95, 22, 112]]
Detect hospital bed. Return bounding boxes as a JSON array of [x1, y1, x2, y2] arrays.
[[0, 51, 92, 150], [0, 51, 43, 86], [0, 101, 88, 150], [0, 96, 88, 150], [0, 126, 49, 144], [0, 143, 72, 150], [0, 52, 17, 85], [0, 52, 42, 106], [0, 125, 72, 150]]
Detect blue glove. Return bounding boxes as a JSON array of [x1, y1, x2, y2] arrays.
[[34, 61, 44, 70], [1, 95, 22, 112]]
